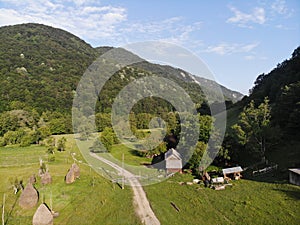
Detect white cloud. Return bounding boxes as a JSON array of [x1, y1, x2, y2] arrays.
[[0, 1, 203, 48], [205, 42, 259, 56], [0, 0, 127, 44], [271, 0, 288, 15], [121, 17, 203, 46], [245, 55, 255, 60], [227, 6, 266, 27]]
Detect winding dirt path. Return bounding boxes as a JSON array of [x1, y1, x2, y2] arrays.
[[90, 153, 160, 225]]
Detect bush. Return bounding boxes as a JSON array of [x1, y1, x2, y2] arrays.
[[0, 137, 5, 146], [48, 155, 55, 162]]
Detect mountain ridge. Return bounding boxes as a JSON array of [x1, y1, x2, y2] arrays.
[[0, 23, 242, 114]]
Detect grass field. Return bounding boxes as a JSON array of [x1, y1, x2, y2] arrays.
[[0, 135, 299, 225], [110, 144, 152, 166], [144, 173, 300, 225], [0, 135, 141, 225]]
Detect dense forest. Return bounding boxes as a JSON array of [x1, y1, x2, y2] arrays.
[[0, 23, 241, 114], [224, 47, 300, 168], [0, 23, 240, 147]]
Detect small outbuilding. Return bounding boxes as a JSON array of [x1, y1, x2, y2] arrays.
[[164, 148, 182, 173], [288, 168, 300, 186], [222, 166, 243, 180]]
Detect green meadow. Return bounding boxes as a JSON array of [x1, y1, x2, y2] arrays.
[[0, 135, 299, 225]]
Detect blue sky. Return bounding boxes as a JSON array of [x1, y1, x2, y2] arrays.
[[0, 0, 299, 94]]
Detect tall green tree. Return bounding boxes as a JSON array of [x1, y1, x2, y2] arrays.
[[188, 141, 208, 172], [100, 127, 118, 152], [57, 137, 67, 151], [273, 82, 300, 135], [231, 97, 271, 160], [95, 113, 112, 132]]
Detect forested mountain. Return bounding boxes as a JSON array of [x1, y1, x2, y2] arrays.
[[0, 23, 242, 114], [0, 23, 98, 113], [237, 47, 300, 138], [225, 47, 300, 168]]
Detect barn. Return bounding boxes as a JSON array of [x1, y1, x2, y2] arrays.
[[288, 169, 300, 186], [164, 148, 182, 173]]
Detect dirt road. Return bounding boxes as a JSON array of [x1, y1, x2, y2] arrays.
[[90, 153, 160, 225]]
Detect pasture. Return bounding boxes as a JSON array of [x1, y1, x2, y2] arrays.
[[0, 135, 299, 225]]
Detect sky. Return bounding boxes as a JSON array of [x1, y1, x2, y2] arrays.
[[0, 0, 299, 94]]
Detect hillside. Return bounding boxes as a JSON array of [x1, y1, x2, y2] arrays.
[[0, 23, 98, 113], [226, 47, 300, 169], [0, 23, 242, 115], [231, 47, 300, 137], [95, 47, 244, 102]]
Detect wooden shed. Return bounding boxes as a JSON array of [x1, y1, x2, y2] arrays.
[[222, 166, 243, 180], [288, 168, 300, 186], [164, 148, 182, 173]]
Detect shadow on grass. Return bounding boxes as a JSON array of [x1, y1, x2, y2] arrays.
[[241, 162, 290, 184], [243, 172, 289, 184], [274, 188, 300, 200], [129, 149, 143, 157]]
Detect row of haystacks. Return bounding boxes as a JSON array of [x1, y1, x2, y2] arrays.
[[16, 162, 80, 224]]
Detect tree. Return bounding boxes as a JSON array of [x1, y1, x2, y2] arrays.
[[37, 125, 51, 140], [48, 117, 67, 134], [90, 139, 106, 153], [231, 97, 271, 160], [198, 115, 213, 143], [57, 137, 66, 151], [95, 113, 111, 132], [273, 82, 300, 135], [77, 116, 94, 141], [19, 129, 37, 147], [188, 141, 209, 172], [165, 112, 178, 134], [136, 113, 152, 129], [100, 127, 118, 152], [0, 112, 19, 136], [45, 137, 56, 154], [129, 112, 137, 134]]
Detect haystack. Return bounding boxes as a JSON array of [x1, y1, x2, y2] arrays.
[[29, 174, 36, 184], [71, 163, 80, 179], [32, 204, 53, 225], [19, 183, 38, 209], [65, 169, 75, 184], [41, 172, 52, 185]]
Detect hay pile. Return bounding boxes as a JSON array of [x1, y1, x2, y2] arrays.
[[29, 174, 36, 184], [19, 183, 38, 209], [65, 169, 75, 184], [32, 204, 53, 225], [65, 163, 80, 184], [41, 171, 52, 185], [72, 163, 80, 179]]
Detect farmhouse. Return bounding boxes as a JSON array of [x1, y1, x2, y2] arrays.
[[288, 168, 300, 186], [222, 166, 243, 180], [164, 148, 182, 173]]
